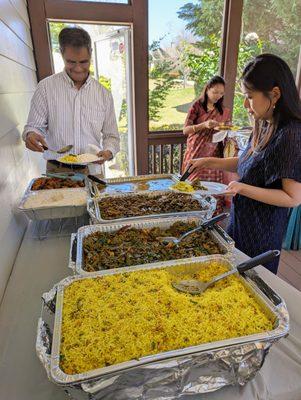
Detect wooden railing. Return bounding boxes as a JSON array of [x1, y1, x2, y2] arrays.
[[148, 132, 187, 174]]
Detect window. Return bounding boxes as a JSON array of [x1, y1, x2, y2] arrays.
[[233, 0, 301, 126], [148, 0, 224, 132]]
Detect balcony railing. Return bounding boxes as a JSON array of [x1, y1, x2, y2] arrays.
[[147, 129, 252, 176], [148, 131, 186, 175]]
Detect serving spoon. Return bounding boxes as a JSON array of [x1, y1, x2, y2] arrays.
[[172, 250, 280, 295], [158, 213, 229, 246], [42, 144, 73, 154], [42, 172, 85, 182], [87, 174, 107, 186]]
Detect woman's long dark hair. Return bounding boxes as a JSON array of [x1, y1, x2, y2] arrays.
[[199, 75, 225, 115], [242, 53, 301, 154]]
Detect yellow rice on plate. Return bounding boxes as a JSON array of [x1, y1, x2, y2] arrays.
[[58, 153, 100, 164], [170, 181, 195, 193], [60, 262, 273, 375], [58, 154, 79, 163]]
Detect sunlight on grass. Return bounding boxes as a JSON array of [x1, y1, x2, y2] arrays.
[[149, 83, 195, 131], [118, 81, 195, 132]]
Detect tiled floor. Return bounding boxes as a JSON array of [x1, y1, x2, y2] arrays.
[[278, 250, 301, 291]]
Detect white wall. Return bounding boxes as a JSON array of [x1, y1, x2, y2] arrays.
[[0, 0, 42, 302]]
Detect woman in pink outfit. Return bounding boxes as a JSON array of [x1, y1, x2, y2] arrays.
[[182, 76, 231, 183]]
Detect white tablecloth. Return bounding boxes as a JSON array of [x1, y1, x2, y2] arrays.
[[0, 225, 300, 400]]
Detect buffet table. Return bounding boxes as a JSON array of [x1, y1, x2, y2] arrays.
[[0, 222, 301, 400]]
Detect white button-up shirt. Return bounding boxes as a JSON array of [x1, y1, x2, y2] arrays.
[[23, 70, 120, 160]]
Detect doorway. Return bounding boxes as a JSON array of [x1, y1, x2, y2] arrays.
[[49, 22, 134, 178]]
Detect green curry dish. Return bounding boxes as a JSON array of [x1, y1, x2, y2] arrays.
[[83, 222, 225, 271]]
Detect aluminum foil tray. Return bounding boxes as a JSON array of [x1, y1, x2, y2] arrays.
[[28, 176, 86, 192], [87, 190, 216, 224], [70, 215, 234, 274], [88, 173, 180, 198], [37, 255, 289, 396], [18, 178, 88, 221]]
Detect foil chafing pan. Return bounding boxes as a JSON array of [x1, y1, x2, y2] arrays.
[[18, 178, 88, 220], [87, 190, 216, 224], [87, 173, 180, 198], [37, 255, 289, 389], [69, 215, 234, 274]]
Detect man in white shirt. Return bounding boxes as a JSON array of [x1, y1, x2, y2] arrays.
[[23, 27, 120, 173]]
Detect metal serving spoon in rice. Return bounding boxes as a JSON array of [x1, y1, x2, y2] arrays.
[[172, 250, 280, 295]]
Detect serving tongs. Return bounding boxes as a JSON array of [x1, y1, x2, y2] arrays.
[[179, 167, 195, 182], [172, 250, 280, 295], [158, 213, 229, 246], [87, 174, 107, 186]]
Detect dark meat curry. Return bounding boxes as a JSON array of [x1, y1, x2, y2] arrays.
[[98, 192, 204, 220]]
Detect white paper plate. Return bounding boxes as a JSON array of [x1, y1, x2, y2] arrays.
[[212, 131, 228, 143], [213, 125, 240, 131], [170, 181, 227, 195], [193, 181, 228, 195], [57, 155, 104, 166]]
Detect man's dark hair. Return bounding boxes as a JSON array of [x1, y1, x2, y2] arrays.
[[59, 27, 92, 54]]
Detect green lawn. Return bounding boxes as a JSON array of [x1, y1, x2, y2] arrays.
[[118, 81, 195, 132], [149, 84, 195, 131]]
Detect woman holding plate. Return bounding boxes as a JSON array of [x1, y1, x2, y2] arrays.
[[182, 75, 231, 183], [188, 54, 301, 274]]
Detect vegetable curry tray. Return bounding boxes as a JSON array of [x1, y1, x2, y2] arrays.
[[70, 215, 234, 275]]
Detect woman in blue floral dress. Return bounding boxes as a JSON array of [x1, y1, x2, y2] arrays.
[[188, 54, 301, 274]]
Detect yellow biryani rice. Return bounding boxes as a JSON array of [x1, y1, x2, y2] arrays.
[[58, 153, 99, 163], [58, 154, 79, 163], [60, 262, 273, 375], [170, 181, 195, 193]]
